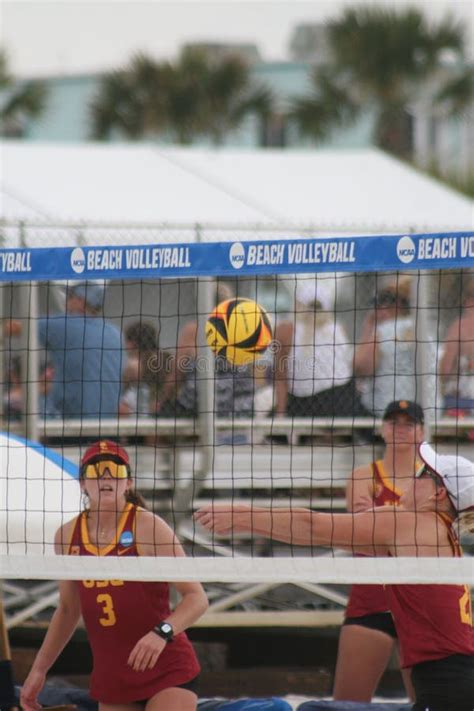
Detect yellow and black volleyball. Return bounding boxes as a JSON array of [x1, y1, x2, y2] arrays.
[[205, 298, 273, 366]]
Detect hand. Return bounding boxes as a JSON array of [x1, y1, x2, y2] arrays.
[[127, 630, 166, 672], [194, 504, 251, 535], [20, 668, 46, 711]]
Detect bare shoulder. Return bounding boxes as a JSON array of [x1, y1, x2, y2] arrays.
[[347, 463, 375, 511], [389, 511, 452, 556], [351, 463, 373, 481], [54, 516, 79, 554], [136, 508, 174, 535], [135, 508, 183, 556]]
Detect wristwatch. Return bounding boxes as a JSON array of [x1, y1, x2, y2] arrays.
[[153, 621, 174, 642]]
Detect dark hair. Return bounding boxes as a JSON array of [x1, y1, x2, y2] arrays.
[[124, 489, 147, 508], [125, 322, 158, 352], [7, 355, 22, 380], [374, 290, 410, 312]]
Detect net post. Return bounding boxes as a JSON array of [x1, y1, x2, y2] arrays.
[[196, 276, 216, 460], [171, 227, 216, 528], [19, 225, 40, 441], [195, 223, 216, 472], [25, 281, 40, 441], [413, 269, 432, 442]]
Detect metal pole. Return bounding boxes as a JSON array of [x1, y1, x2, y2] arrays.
[[172, 225, 215, 528], [196, 276, 216, 464], [413, 269, 432, 442], [25, 282, 39, 442], [19, 224, 39, 442]]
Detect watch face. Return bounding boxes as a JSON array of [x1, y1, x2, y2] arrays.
[[161, 623, 172, 635]]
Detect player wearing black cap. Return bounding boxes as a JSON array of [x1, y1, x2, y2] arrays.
[[333, 400, 424, 702]]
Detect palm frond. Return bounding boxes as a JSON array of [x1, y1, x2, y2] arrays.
[[435, 67, 474, 115]]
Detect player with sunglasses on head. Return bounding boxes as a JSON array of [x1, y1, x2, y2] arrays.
[[196, 444, 474, 710], [21, 440, 208, 711]]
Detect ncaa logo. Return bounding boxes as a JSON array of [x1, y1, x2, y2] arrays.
[[229, 242, 245, 270], [71, 247, 86, 274], [397, 236, 416, 264], [119, 530, 134, 547]]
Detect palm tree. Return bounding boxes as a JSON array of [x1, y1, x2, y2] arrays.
[[290, 6, 466, 157], [89, 47, 273, 145], [0, 49, 48, 137], [90, 54, 168, 140], [435, 65, 474, 117], [177, 47, 273, 146], [290, 65, 358, 142]]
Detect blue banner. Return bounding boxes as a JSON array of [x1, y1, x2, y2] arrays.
[[0, 232, 473, 282]]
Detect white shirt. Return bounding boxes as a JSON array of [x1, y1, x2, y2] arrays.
[[288, 319, 353, 397], [359, 316, 438, 414]]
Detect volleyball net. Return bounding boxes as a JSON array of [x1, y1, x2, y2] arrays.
[[1, 229, 473, 586]]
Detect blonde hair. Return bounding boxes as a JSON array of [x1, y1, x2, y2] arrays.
[[457, 510, 474, 536]]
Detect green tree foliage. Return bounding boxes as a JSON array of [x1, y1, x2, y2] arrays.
[[291, 6, 467, 157], [90, 48, 273, 145], [435, 65, 474, 117], [0, 49, 48, 137]]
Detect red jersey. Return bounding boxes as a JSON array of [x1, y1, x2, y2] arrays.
[[68, 503, 200, 703], [386, 513, 474, 668], [346, 460, 403, 618]]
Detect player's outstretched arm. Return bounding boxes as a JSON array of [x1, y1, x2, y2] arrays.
[[194, 504, 399, 555], [194, 504, 311, 543]]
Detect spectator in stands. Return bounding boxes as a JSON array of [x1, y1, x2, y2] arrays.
[[333, 399, 424, 702], [354, 276, 437, 416], [158, 282, 254, 420], [3, 355, 23, 420], [20, 439, 207, 711], [39, 281, 125, 419], [38, 358, 57, 418], [196, 444, 474, 711], [120, 321, 170, 416], [2, 352, 56, 420], [440, 279, 474, 415], [273, 277, 367, 417]]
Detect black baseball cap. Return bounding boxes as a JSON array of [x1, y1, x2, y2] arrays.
[[382, 400, 424, 424]]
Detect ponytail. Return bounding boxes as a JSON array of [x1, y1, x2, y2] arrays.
[[125, 488, 148, 509]]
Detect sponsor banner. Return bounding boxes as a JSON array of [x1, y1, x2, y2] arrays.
[[0, 232, 472, 281]]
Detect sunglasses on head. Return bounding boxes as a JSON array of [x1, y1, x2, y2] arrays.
[[84, 460, 129, 480], [418, 465, 442, 485]]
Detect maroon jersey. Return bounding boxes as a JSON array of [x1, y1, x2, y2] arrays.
[[386, 513, 474, 668], [68, 503, 200, 703], [346, 460, 404, 618]]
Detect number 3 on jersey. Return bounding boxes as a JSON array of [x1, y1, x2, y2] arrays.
[[97, 593, 117, 626], [459, 586, 472, 626]]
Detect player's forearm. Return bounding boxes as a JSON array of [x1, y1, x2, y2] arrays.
[[231, 507, 315, 545], [166, 589, 208, 634], [229, 507, 379, 551]]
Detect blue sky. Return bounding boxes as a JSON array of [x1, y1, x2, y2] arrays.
[[3, 0, 473, 77]]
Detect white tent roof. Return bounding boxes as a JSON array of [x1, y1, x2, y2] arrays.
[[1, 142, 472, 240]]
